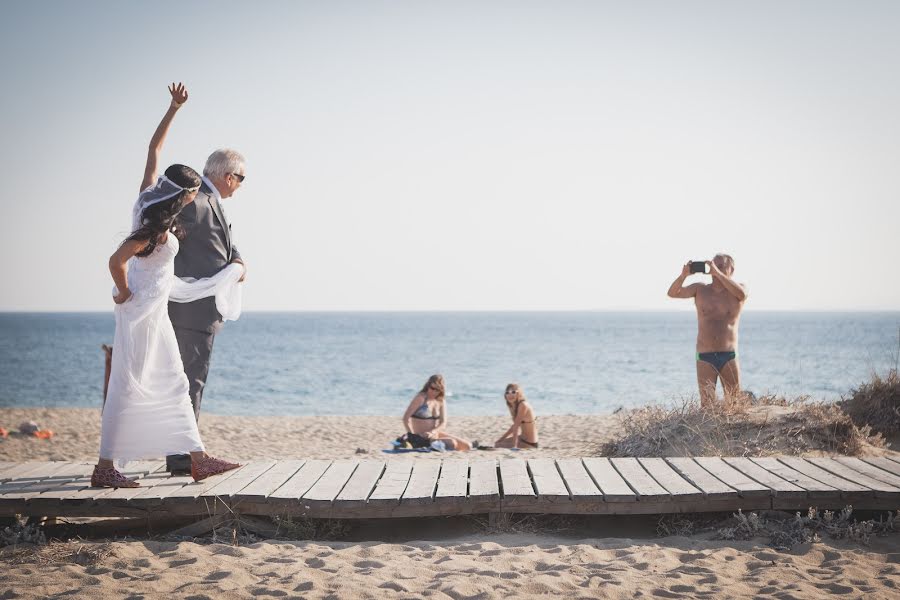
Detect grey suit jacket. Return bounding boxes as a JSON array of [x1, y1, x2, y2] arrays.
[[168, 180, 242, 334]]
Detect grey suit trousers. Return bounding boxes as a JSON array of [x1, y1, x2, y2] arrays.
[[165, 325, 216, 471]]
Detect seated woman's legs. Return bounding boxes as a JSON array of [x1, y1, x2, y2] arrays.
[[436, 432, 471, 451]]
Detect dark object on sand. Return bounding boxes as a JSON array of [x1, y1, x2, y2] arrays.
[[19, 421, 39, 435], [102, 344, 113, 407]]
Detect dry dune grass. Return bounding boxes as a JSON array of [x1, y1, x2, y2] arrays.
[[601, 391, 886, 458], [839, 369, 900, 436]]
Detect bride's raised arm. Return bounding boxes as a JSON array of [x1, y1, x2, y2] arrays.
[[140, 82, 189, 192]]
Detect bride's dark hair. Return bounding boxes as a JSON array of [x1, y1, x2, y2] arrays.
[[126, 164, 201, 257]]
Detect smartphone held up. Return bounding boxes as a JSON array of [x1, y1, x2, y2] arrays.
[[690, 261, 709, 275]]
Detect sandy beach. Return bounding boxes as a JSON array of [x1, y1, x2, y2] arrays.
[[1, 407, 899, 598]]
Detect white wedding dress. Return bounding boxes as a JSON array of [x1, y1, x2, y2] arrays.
[[100, 198, 244, 464]]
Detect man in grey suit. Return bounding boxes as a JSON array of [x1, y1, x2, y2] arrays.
[[167, 148, 247, 474]]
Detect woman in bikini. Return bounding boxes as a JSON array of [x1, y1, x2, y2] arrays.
[[494, 383, 539, 449], [400, 374, 472, 451]]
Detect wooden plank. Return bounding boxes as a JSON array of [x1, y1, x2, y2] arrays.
[[2, 463, 96, 500], [639, 458, 703, 500], [556, 459, 602, 499], [836, 457, 900, 489], [162, 461, 248, 503], [268, 460, 331, 501], [128, 473, 195, 504], [401, 461, 440, 505], [468, 460, 499, 500], [723, 457, 806, 499], [666, 458, 737, 499], [368, 461, 413, 504], [807, 457, 900, 497], [302, 460, 357, 507], [232, 460, 306, 503], [0, 462, 30, 481], [334, 461, 385, 507], [201, 460, 277, 499], [34, 461, 165, 506], [0, 462, 72, 491], [611, 458, 668, 501], [498, 459, 534, 498], [862, 457, 900, 478], [693, 457, 771, 498], [884, 454, 900, 465], [528, 459, 570, 500], [582, 458, 635, 501], [435, 460, 469, 503], [750, 457, 837, 497], [778, 457, 873, 497]]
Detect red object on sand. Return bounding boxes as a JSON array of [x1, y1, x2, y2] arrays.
[[0, 428, 7, 438], [34, 429, 54, 440]]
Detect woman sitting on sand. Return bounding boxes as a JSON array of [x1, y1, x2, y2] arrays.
[[494, 383, 539, 449], [92, 83, 241, 488], [400, 374, 472, 451]]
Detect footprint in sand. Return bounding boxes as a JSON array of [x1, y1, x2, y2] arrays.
[[204, 571, 231, 581], [168, 557, 198, 568], [305, 557, 326, 568], [249, 587, 287, 597], [378, 582, 407, 592], [353, 560, 387, 569], [264, 557, 296, 564], [293, 582, 314, 592]]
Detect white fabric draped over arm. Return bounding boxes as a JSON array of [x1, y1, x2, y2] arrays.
[[169, 263, 245, 321]]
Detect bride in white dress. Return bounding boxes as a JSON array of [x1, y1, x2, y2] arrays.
[[92, 83, 241, 488]]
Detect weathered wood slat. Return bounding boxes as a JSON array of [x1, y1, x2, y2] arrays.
[[777, 458, 873, 498], [302, 460, 357, 506], [884, 454, 900, 466], [368, 461, 413, 504], [611, 458, 668, 501], [582, 458, 635, 501], [556, 459, 602, 499], [639, 458, 703, 500], [232, 460, 306, 503], [201, 460, 278, 499], [666, 457, 736, 499], [335, 461, 385, 506], [468, 460, 499, 500], [693, 457, 771, 498], [435, 460, 469, 503], [750, 458, 837, 497], [162, 462, 248, 504], [836, 457, 900, 489], [807, 458, 900, 497], [268, 460, 330, 502], [0, 463, 94, 502], [862, 457, 900, 478], [41, 461, 165, 505], [498, 459, 534, 499], [401, 461, 440, 505], [723, 457, 806, 498], [528, 459, 570, 500], [0, 462, 72, 492]]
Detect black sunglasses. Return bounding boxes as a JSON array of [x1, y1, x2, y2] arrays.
[[230, 172, 245, 183]]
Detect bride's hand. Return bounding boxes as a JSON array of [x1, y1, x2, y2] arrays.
[[168, 82, 188, 108], [113, 288, 133, 304]]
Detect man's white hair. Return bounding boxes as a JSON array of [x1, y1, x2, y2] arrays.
[[714, 253, 735, 271], [203, 148, 245, 180]]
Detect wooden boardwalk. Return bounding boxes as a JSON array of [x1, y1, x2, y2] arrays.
[[1, 455, 899, 520]]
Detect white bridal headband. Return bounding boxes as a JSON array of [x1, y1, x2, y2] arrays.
[[137, 175, 200, 212]]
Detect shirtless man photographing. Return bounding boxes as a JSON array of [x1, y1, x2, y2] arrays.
[[667, 254, 748, 407]]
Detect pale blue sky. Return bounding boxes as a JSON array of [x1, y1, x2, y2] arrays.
[[1, 1, 898, 311]]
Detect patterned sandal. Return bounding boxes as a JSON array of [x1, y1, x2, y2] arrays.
[[91, 465, 140, 488], [191, 456, 241, 482]]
